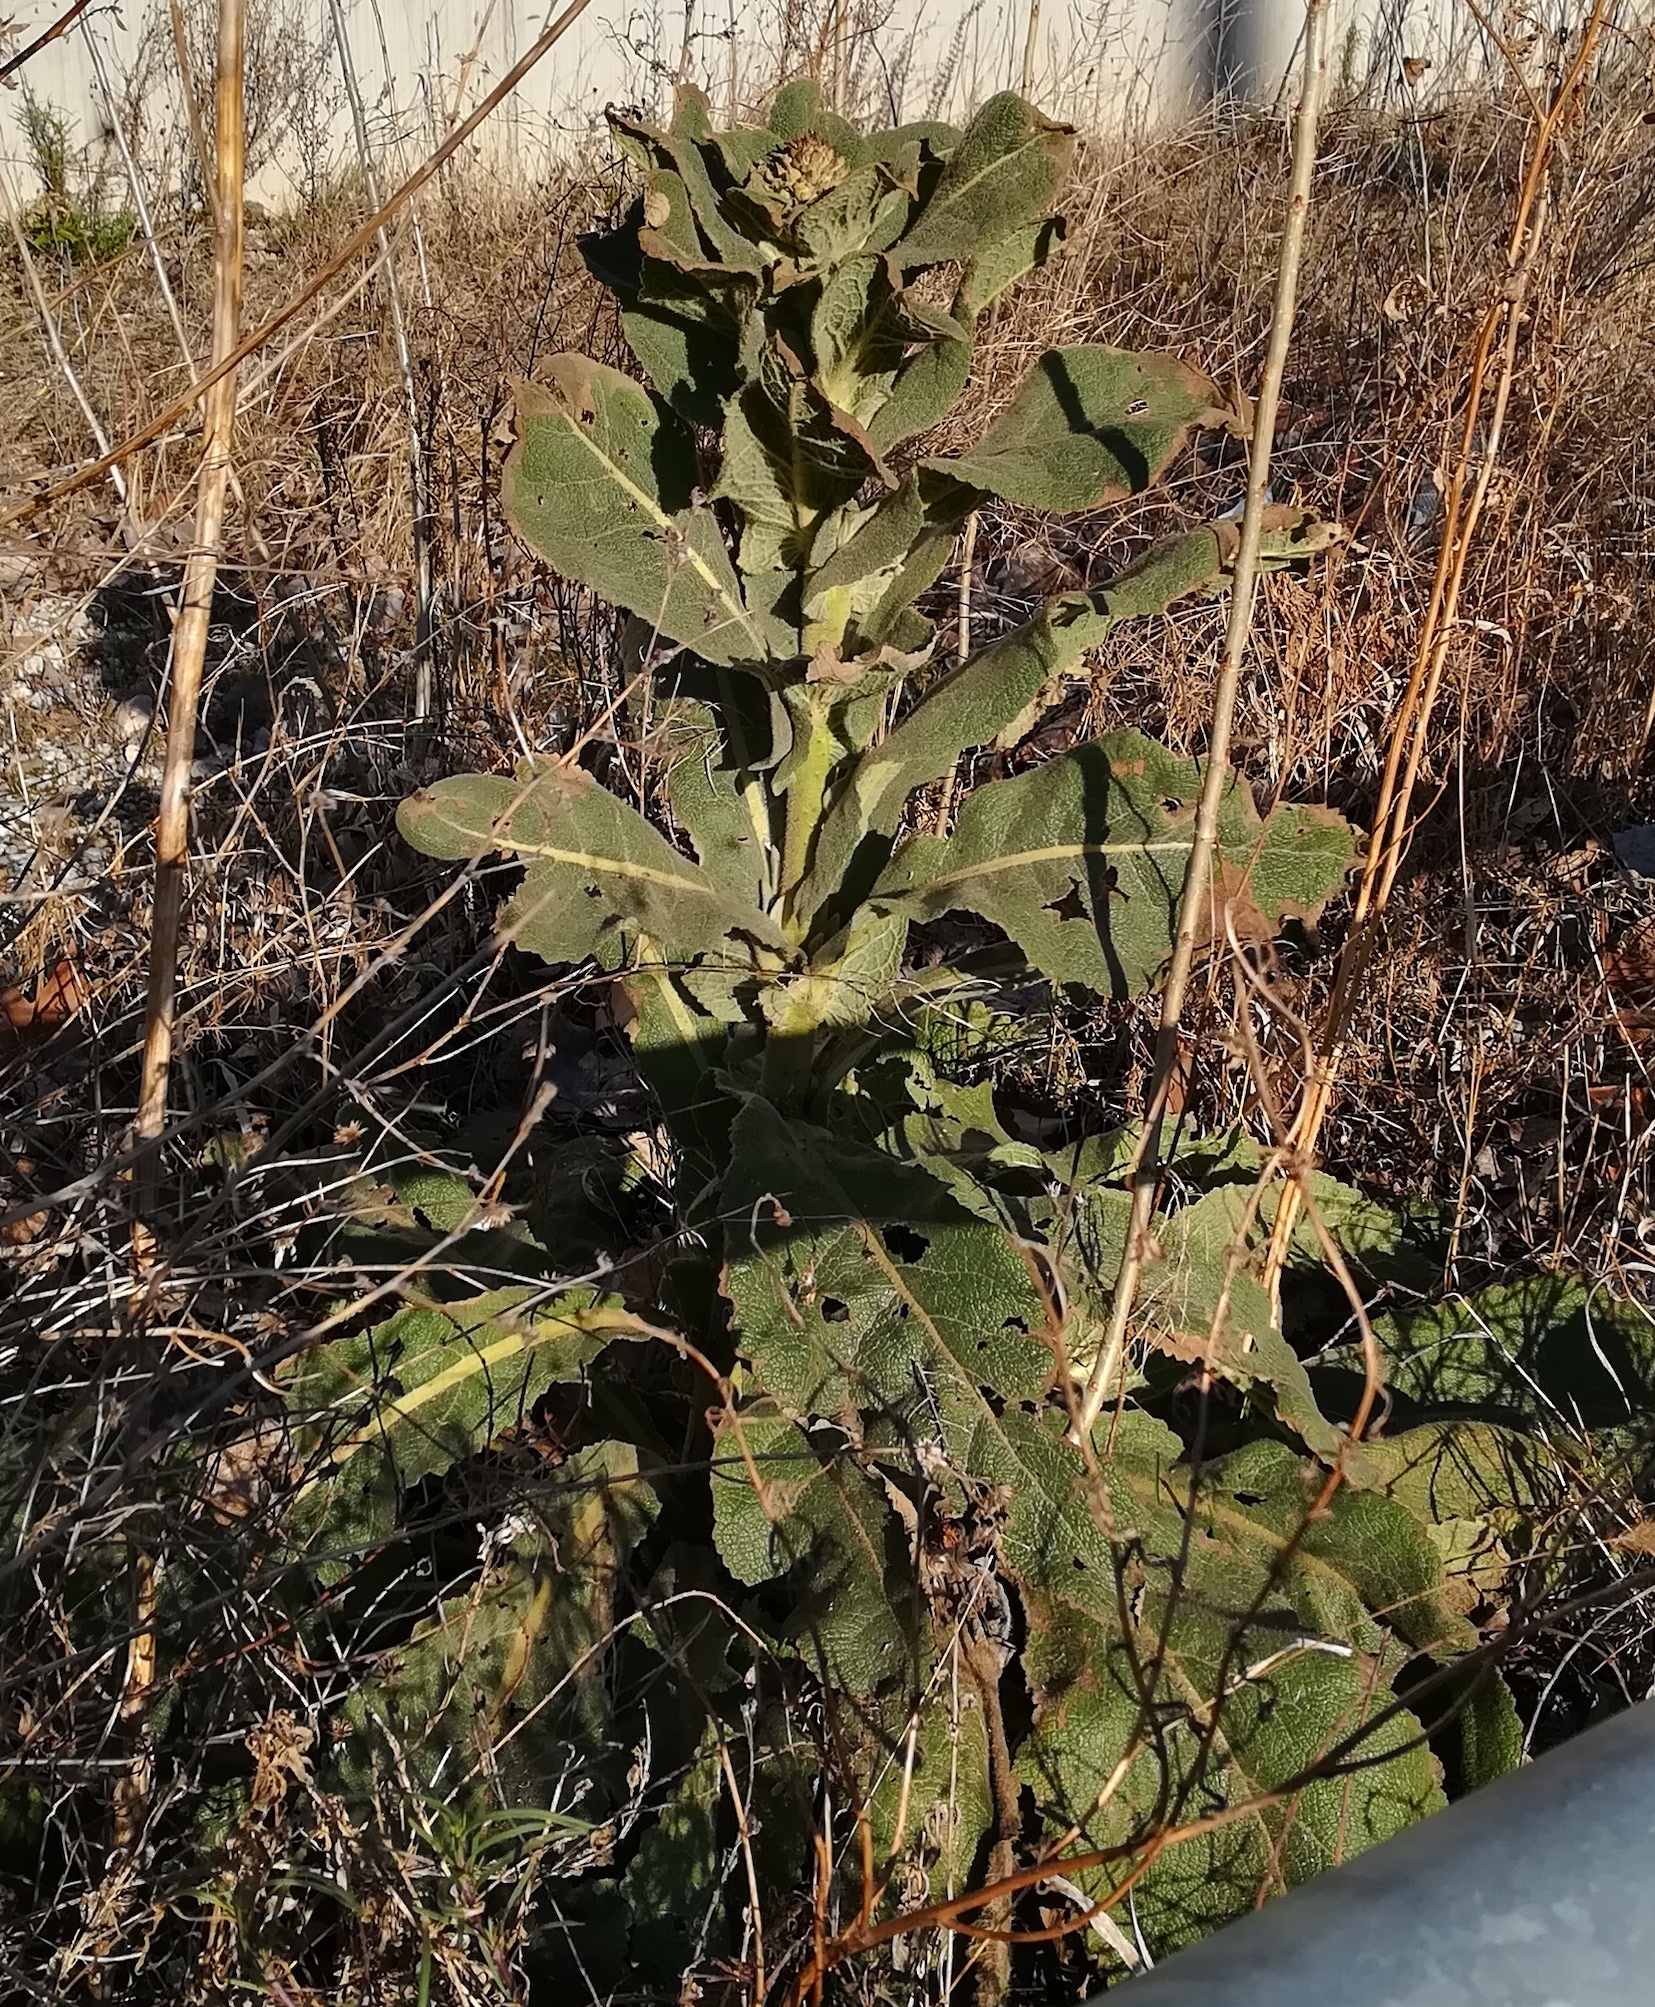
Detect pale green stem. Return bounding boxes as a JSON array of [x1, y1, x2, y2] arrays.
[[780, 696, 837, 934], [760, 1018, 817, 1105]]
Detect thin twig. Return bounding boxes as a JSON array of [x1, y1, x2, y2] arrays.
[[932, 510, 977, 834], [0, 0, 94, 85], [134, 0, 246, 1199], [326, 0, 437, 720], [83, 19, 196, 375], [0, 159, 130, 511], [1072, 0, 1330, 1442]]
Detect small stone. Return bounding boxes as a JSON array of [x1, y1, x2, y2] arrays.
[[113, 694, 155, 745]]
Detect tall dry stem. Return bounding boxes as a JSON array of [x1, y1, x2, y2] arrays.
[[1262, 0, 1614, 1296], [134, 0, 246, 1190], [1073, 0, 1331, 1441]]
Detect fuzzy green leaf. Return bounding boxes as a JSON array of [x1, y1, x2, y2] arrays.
[[1354, 1276, 1655, 1430], [866, 331, 972, 453], [503, 359, 785, 665], [794, 165, 887, 266], [897, 92, 1075, 268], [799, 522, 1304, 932], [289, 1291, 635, 1556], [397, 760, 788, 967], [1134, 1184, 1372, 1474], [766, 79, 820, 143], [662, 675, 777, 910], [623, 272, 757, 431], [719, 1105, 1454, 1942], [803, 474, 932, 616], [341, 1443, 658, 1811], [872, 729, 1355, 995], [624, 1733, 729, 1979], [927, 346, 1230, 510], [710, 1399, 994, 1901], [713, 1404, 914, 1691], [954, 216, 1066, 322]]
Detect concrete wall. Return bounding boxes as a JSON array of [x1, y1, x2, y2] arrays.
[[0, 0, 1494, 212]]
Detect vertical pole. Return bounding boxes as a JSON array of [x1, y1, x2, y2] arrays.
[[134, 0, 246, 1198]]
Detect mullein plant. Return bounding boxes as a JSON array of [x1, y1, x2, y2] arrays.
[[396, 80, 1351, 1144], [277, 82, 1574, 1978]]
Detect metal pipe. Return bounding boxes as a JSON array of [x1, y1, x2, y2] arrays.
[[1116, 1698, 1655, 2004]]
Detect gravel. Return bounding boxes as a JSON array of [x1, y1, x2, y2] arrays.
[[1, 589, 160, 908]]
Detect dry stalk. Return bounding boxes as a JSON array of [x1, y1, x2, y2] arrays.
[[134, 0, 246, 1195], [1020, 0, 1040, 99], [1072, 0, 1331, 1441], [932, 510, 978, 834], [1262, 0, 1614, 1297]]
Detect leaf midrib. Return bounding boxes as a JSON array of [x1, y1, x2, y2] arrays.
[[562, 414, 763, 652], [903, 837, 1191, 899]]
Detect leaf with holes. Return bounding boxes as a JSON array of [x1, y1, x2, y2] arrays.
[[503, 359, 786, 665], [717, 1102, 1461, 1943], [870, 730, 1354, 996]]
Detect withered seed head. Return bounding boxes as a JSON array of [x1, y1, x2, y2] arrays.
[[752, 133, 850, 211]]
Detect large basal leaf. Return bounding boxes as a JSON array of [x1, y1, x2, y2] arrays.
[[717, 1103, 1457, 1944], [332, 1157, 553, 1291], [1333, 1275, 1655, 1432], [288, 1290, 637, 1556], [896, 92, 1075, 269], [397, 760, 788, 968], [1135, 1184, 1367, 1475], [870, 728, 1354, 995], [623, 1731, 730, 1981], [503, 358, 784, 665], [927, 346, 1230, 511], [710, 1406, 994, 1902], [341, 1442, 659, 1812], [712, 1403, 915, 1694]]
